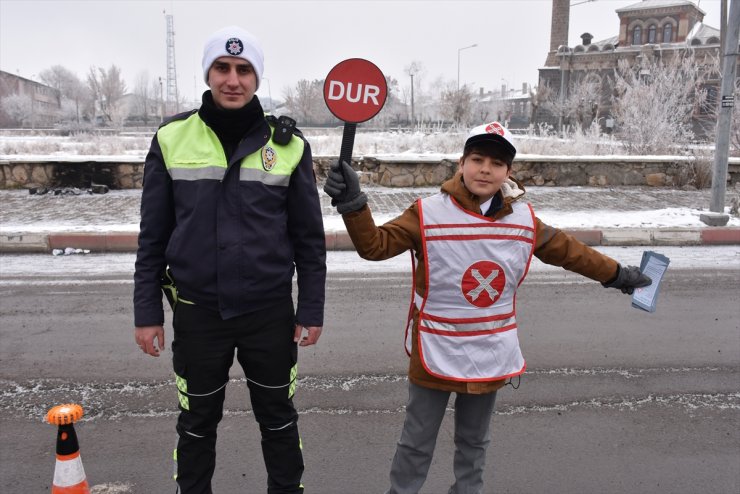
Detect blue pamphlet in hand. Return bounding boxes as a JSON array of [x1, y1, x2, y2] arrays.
[[632, 251, 670, 313]]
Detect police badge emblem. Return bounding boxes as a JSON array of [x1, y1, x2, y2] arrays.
[[225, 37, 244, 56], [262, 146, 277, 171]]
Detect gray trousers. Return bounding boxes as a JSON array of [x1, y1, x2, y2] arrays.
[[387, 381, 498, 494]]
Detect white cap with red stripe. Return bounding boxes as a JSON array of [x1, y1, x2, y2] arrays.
[[464, 121, 517, 158]]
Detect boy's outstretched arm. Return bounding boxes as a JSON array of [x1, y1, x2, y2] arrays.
[[535, 219, 651, 294]]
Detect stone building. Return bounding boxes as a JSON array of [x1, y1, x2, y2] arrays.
[[0, 70, 61, 127], [536, 0, 730, 134]]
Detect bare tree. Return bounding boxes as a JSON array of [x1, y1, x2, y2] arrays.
[[376, 75, 402, 127], [439, 79, 474, 126], [568, 76, 603, 128], [132, 71, 152, 126], [87, 65, 128, 126], [528, 84, 552, 132], [541, 75, 602, 132], [152, 78, 165, 123], [39, 65, 85, 124], [611, 53, 710, 154], [86, 67, 102, 124], [282, 79, 332, 125], [59, 98, 80, 124]]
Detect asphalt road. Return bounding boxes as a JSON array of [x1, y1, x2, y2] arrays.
[[0, 252, 738, 493]]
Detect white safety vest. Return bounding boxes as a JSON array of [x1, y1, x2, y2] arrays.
[[405, 193, 535, 381]]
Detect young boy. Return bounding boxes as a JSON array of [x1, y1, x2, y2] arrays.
[[323, 121, 651, 494]]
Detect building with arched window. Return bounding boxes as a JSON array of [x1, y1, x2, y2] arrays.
[[536, 0, 733, 137]]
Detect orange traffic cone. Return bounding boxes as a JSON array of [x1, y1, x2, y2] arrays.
[[46, 404, 90, 494]]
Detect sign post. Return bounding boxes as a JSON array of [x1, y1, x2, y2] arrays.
[[323, 58, 387, 191], [701, 0, 739, 226]]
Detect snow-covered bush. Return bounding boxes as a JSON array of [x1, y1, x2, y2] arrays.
[[611, 53, 714, 155], [1, 94, 35, 127], [517, 122, 621, 156]]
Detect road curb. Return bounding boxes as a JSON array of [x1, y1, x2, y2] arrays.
[[0, 233, 50, 253], [48, 232, 140, 252], [1, 228, 740, 254]]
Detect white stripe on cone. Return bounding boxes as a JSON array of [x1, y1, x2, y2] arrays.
[[53, 452, 88, 489]]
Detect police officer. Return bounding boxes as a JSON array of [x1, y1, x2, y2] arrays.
[[134, 26, 326, 494]]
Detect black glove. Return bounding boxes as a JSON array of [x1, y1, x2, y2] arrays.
[[323, 161, 368, 214], [602, 264, 652, 294]]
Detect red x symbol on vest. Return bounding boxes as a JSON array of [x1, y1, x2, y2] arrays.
[[461, 260, 506, 308]]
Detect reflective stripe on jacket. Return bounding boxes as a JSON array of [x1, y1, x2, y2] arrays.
[[157, 113, 304, 185], [407, 193, 534, 381]]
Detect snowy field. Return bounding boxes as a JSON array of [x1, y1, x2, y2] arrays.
[[0, 127, 676, 158]]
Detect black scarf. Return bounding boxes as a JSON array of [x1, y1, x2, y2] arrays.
[[198, 91, 264, 159]]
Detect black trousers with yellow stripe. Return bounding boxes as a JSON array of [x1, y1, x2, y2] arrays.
[[172, 299, 303, 494]]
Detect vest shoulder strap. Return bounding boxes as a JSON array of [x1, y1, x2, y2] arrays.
[[158, 109, 198, 130]]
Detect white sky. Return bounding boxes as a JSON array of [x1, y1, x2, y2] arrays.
[[0, 0, 723, 104]]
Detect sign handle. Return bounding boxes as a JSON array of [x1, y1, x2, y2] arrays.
[[338, 122, 357, 168]]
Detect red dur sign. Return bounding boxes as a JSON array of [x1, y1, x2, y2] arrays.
[[323, 58, 387, 123]]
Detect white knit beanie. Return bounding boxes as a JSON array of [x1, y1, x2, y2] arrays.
[[202, 26, 264, 89]]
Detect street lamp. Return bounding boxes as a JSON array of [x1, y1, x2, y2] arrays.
[[406, 62, 420, 127], [457, 44, 477, 90]]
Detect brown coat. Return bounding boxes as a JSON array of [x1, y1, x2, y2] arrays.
[[342, 171, 619, 394]]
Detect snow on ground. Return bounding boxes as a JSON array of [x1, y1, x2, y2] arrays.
[[1, 247, 738, 278], [534, 208, 740, 229], [3, 206, 738, 234], [0, 222, 140, 233]]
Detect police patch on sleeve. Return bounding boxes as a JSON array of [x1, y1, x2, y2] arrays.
[[261, 146, 277, 171], [225, 37, 244, 56]]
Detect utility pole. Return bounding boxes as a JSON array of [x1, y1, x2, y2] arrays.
[[720, 0, 728, 58], [701, 0, 739, 226], [158, 77, 164, 123]]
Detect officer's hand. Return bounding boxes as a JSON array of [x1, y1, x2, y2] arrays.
[[294, 325, 322, 347], [135, 325, 165, 357], [602, 264, 652, 295], [323, 161, 367, 214]]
